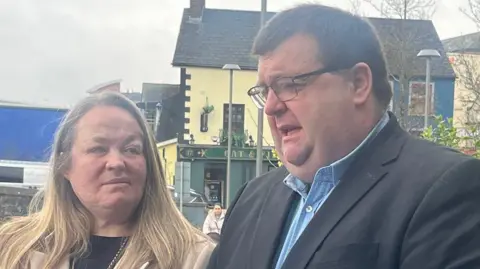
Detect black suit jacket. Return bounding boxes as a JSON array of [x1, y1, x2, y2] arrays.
[[207, 114, 480, 269]]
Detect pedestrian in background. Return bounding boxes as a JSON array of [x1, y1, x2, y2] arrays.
[[202, 204, 225, 243]]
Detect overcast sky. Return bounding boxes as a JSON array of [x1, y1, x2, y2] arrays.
[[0, 0, 476, 106]]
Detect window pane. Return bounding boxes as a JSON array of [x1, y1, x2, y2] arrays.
[[409, 82, 433, 116]]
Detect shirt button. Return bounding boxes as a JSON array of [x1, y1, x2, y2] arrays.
[[306, 206, 313, 212]]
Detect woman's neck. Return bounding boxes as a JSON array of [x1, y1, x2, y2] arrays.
[[93, 219, 133, 237]]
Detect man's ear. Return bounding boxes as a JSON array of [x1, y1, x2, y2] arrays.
[[350, 62, 373, 106]]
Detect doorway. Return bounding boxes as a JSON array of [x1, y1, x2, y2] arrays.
[[204, 163, 226, 207]]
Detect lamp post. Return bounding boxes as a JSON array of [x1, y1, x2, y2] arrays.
[[417, 49, 441, 129], [222, 64, 241, 208], [256, 0, 268, 177]]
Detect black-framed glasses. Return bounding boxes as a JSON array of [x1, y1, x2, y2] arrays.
[[247, 66, 347, 109]]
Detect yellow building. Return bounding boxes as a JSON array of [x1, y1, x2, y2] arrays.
[[183, 67, 273, 146], [157, 138, 178, 186], [443, 34, 480, 143], [448, 52, 480, 132], [165, 1, 281, 207]]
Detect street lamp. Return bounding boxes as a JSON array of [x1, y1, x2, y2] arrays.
[[256, 0, 268, 177], [222, 63, 241, 208], [417, 49, 441, 129]]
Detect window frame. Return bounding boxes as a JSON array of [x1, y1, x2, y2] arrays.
[[408, 81, 435, 116]]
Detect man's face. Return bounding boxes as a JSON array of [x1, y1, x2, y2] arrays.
[[214, 205, 222, 216], [258, 34, 363, 181]]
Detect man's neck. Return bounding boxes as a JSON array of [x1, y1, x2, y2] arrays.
[[292, 110, 384, 182]]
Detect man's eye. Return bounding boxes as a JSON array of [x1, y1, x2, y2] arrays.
[[292, 77, 309, 85], [277, 81, 298, 91]]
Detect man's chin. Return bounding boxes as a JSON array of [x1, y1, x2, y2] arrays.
[[283, 150, 309, 167]]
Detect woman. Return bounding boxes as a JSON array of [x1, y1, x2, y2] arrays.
[[0, 92, 214, 269], [202, 204, 225, 242]]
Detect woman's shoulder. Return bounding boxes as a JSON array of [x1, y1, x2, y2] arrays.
[[182, 235, 216, 269]]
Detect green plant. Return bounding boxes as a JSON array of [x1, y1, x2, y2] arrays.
[[202, 97, 214, 114], [232, 132, 246, 147], [461, 124, 480, 158], [272, 148, 283, 167], [421, 115, 460, 149]]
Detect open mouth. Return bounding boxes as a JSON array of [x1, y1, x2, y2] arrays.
[[279, 125, 301, 136]]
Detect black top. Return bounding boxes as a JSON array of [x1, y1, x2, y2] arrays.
[[71, 235, 123, 269]]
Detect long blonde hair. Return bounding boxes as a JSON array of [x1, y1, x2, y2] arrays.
[[0, 92, 206, 269]]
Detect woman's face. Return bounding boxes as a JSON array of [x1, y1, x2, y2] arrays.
[[214, 205, 222, 216], [64, 106, 147, 215]]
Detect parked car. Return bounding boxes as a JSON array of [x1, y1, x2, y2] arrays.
[[167, 185, 213, 228], [167, 185, 213, 207]]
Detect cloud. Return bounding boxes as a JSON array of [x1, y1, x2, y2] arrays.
[[0, 0, 183, 106], [0, 0, 476, 106]]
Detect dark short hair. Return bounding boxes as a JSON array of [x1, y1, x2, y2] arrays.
[[252, 4, 392, 109]]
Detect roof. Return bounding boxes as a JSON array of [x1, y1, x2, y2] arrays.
[[0, 99, 25, 105], [157, 138, 178, 148], [442, 32, 480, 53], [141, 83, 180, 104], [122, 92, 142, 103], [86, 79, 122, 93], [172, 8, 454, 78]]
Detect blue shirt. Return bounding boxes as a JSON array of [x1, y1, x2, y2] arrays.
[[274, 112, 390, 269]]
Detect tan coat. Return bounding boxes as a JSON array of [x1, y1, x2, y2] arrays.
[[28, 237, 215, 269]]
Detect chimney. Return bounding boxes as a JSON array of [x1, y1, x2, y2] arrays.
[[190, 0, 205, 20]]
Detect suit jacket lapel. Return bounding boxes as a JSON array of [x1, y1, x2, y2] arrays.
[[249, 167, 296, 269], [282, 114, 408, 269]]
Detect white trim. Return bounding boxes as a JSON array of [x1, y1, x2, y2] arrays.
[[0, 160, 49, 168], [0, 160, 50, 186], [388, 80, 394, 111], [0, 102, 69, 111], [157, 138, 178, 148], [408, 81, 435, 116]]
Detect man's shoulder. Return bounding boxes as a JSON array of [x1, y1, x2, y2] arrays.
[[231, 166, 290, 208], [403, 135, 476, 167], [392, 135, 480, 193], [244, 166, 289, 192]]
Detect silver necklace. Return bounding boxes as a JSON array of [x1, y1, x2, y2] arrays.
[[106, 237, 129, 269]]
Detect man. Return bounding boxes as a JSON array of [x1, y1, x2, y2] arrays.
[[207, 4, 480, 269]]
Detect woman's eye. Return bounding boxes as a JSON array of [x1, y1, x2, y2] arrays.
[[125, 147, 142, 155], [88, 146, 107, 154]]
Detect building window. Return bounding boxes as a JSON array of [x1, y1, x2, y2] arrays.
[[144, 108, 156, 132], [408, 81, 434, 116], [223, 104, 245, 133]]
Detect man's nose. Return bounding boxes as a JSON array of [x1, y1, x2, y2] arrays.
[[264, 90, 286, 116]]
